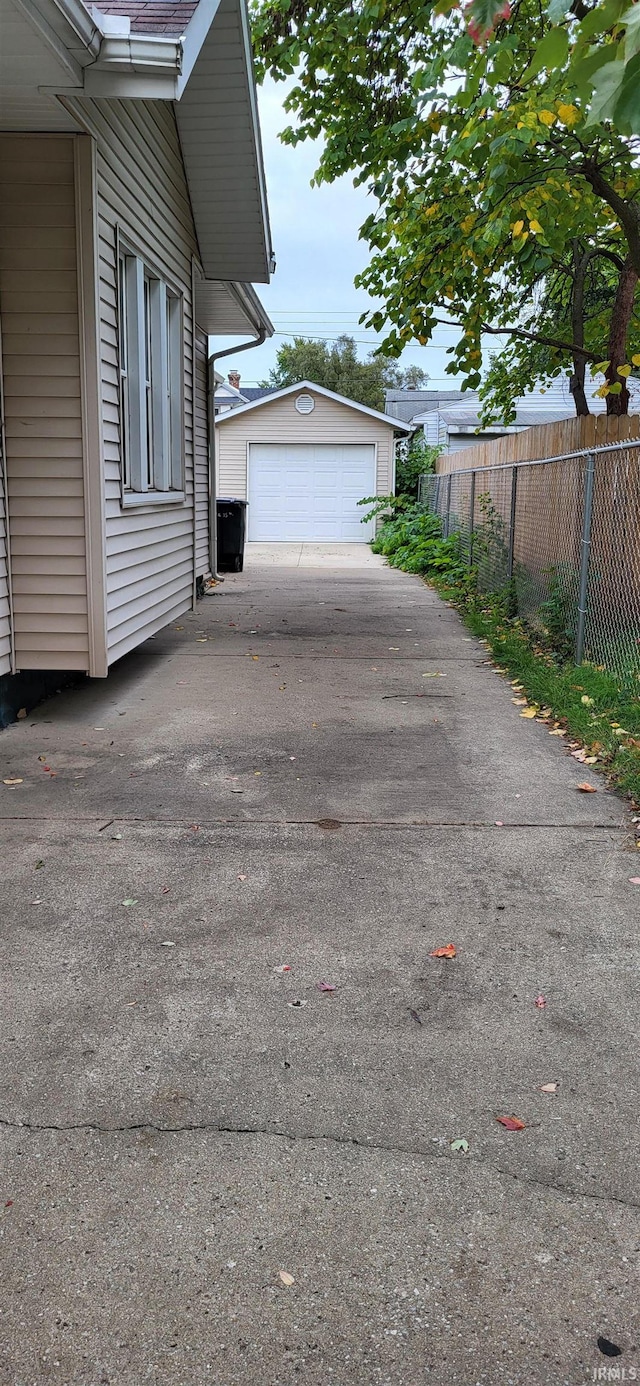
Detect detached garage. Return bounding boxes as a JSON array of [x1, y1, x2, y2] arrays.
[[215, 381, 410, 542]]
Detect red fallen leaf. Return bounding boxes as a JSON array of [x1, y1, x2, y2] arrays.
[[534, 994, 546, 1008], [316, 981, 336, 992], [42, 765, 51, 772], [430, 943, 457, 958], [496, 1115, 526, 1131], [576, 782, 597, 793], [161, 886, 170, 894], [5, 1199, 13, 1207]]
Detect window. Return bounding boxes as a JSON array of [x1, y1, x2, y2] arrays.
[[117, 250, 184, 499]]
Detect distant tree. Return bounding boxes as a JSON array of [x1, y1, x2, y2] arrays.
[[260, 334, 428, 411]]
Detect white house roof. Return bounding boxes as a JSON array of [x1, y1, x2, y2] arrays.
[[214, 380, 413, 429]]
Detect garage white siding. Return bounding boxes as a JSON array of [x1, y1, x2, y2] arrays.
[[248, 443, 376, 541], [217, 387, 396, 503]]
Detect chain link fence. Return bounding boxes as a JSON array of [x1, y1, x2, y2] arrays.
[[418, 441, 640, 684]]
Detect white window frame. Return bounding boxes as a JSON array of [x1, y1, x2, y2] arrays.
[[116, 236, 185, 506]]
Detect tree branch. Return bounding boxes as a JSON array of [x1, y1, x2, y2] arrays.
[[429, 318, 599, 359]]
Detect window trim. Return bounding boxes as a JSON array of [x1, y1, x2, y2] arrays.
[[115, 229, 185, 507]]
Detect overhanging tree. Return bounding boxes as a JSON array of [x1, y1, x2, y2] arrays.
[[261, 333, 428, 410], [252, 0, 640, 416]]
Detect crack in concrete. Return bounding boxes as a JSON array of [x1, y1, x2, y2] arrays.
[[1, 1114, 637, 1213], [0, 814, 623, 830]]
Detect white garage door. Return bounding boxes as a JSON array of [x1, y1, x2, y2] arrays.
[[247, 443, 377, 542]]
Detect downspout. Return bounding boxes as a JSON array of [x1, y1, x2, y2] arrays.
[[208, 328, 266, 577]]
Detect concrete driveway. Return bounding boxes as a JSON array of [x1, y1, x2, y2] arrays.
[[245, 542, 384, 567], [1, 557, 638, 1385]]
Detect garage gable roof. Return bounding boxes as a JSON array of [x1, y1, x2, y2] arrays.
[[214, 380, 412, 430]]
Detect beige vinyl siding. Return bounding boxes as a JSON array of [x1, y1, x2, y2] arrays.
[[73, 97, 199, 665], [194, 328, 210, 577], [217, 390, 395, 499], [0, 134, 88, 671]]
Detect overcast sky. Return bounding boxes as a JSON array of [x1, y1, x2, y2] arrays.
[[210, 77, 465, 391]]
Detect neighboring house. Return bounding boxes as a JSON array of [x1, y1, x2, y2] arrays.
[[214, 371, 275, 416], [386, 372, 640, 455], [215, 381, 410, 542], [0, 0, 273, 708], [385, 389, 468, 426]]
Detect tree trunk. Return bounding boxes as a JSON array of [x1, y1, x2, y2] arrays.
[[605, 256, 638, 416], [570, 241, 590, 416]]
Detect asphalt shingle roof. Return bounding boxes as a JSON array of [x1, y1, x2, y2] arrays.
[[87, 1, 199, 35]]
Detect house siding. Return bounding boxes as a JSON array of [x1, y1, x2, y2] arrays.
[[74, 96, 201, 665], [0, 134, 89, 671], [216, 390, 396, 499], [194, 328, 210, 577]]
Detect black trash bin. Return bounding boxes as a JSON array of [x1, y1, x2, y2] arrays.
[[216, 497, 248, 572]]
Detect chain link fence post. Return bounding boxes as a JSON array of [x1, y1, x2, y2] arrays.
[[445, 472, 453, 538], [507, 466, 518, 581], [575, 451, 596, 666], [468, 470, 476, 567]]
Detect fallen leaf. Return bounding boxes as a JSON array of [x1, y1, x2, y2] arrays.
[[512, 698, 528, 705], [316, 981, 336, 992], [496, 1115, 526, 1131], [534, 994, 546, 1008], [408, 1008, 422, 1025], [430, 943, 456, 958], [5, 1200, 13, 1208], [597, 1337, 622, 1358], [3, 778, 23, 785], [539, 1083, 558, 1093], [289, 756, 296, 761], [389, 646, 400, 651], [581, 694, 594, 706], [230, 786, 244, 794], [122, 898, 137, 907], [288, 999, 307, 1008], [17, 708, 27, 719], [450, 1138, 469, 1153], [576, 782, 597, 793], [195, 638, 208, 643], [275, 964, 291, 973], [548, 728, 566, 737], [237, 874, 247, 881], [111, 833, 123, 840], [520, 707, 538, 719], [34, 860, 44, 870], [161, 941, 176, 947], [494, 821, 504, 827], [252, 655, 259, 661], [279, 1271, 295, 1286], [422, 671, 446, 678], [629, 877, 640, 885]]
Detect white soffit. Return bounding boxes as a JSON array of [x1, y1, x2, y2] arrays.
[[194, 278, 273, 336], [175, 0, 273, 284]]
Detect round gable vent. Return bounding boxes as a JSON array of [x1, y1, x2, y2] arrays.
[[295, 392, 315, 415]]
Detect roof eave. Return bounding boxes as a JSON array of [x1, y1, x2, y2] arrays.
[[215, 380, 412, 429]]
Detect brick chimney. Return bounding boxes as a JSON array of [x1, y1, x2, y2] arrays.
[[228, 370, 241, 390]]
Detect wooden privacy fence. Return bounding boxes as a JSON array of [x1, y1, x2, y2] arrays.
[[435, 413, 640, 474], [419, 439, 640, 683]]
